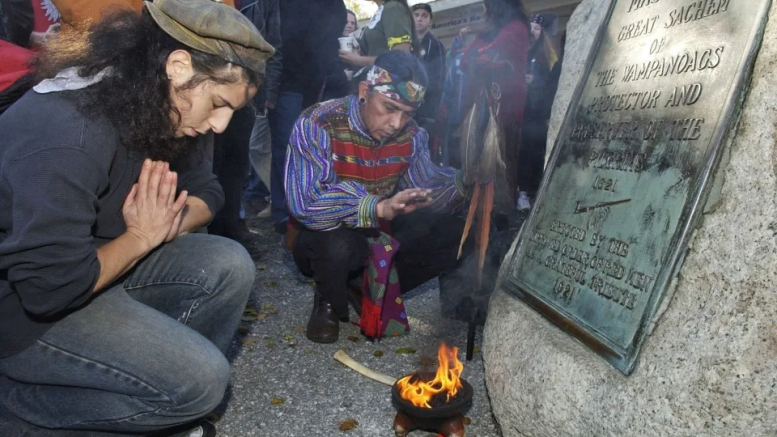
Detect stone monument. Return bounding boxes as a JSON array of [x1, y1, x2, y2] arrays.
[[484, 0, 777, 435]]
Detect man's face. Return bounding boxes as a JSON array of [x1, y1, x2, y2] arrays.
[[413, 10, 432, 35], [171, 80, 256, 138], [359, 83, 416, 142], [166, 51, 257, 138]]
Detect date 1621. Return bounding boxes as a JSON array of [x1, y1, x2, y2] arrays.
[[593, 176, 618, 192], [553, 278, 579, 305]]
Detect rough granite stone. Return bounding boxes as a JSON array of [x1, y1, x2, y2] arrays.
[[484, 1, 777, 436], [545, 0, 612, 164]]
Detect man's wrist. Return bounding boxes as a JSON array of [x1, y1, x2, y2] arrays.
[[122, 229, 154, 258], [358, 195, 383, 227]]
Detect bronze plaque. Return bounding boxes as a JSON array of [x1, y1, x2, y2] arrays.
[[504, 0, 771, 374]]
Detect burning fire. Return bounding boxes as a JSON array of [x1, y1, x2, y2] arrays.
[[396, 342, 464, 408]]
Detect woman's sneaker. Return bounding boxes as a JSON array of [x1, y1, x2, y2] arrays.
[[517, 191, 531, 211]]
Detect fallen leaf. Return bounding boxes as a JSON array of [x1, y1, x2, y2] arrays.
[[373, 350, 384, 358], [347, 335, 360, 343], [463, 417, 472, 425], [419, 357, 436, 367], [255, 264, 267, 271], [304, 349, 314, 355], [241, 314, 260, 322], [257, 313, 268, 320], [236, 326, 250, 336], [395, 347, 417, 355], [288, 342, 297, 348], [242, 339, 257, 346], [284, 334, 294, 341], [305, 279, 316, 287], [295, 326, 305, 334], [339, 419, 359, 431], [271, 397, 285, 405], [266, 342, 277, 349], [261, 303, 278, 314], [473, 347, 480, 354], [206, 412, 221, 422], [266, 281, 279, 288]]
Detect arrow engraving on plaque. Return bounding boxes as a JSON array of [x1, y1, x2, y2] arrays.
[[573, 198, 632, 214]]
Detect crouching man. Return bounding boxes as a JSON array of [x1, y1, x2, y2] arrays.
[[285, 51, 471, 344], [0, 0, 273, 435]]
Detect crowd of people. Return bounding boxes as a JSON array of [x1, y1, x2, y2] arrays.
[[0, 0, 564, 435]]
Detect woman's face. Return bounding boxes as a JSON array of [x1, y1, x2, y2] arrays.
[[166, 51, 257, 138], [344, 12, 357, 36], [531, 22, 542, 40]]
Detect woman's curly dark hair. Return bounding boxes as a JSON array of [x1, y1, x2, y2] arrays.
[[30, 9, 263, 162]]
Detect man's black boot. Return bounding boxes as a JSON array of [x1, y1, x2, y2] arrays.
[[306, 293, 340, 343]]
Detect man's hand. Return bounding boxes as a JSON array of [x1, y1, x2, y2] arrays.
[[340, 50, 367, 67], [123, 160, 188, 252], [265, 101, 276, 110], [376, 189, 433, 221]]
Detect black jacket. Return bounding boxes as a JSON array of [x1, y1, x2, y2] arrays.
[[279, 0, 347, 107], [417, 31, 446, 123], [0, 90, 224, 358], [240, 0, 283, 109]]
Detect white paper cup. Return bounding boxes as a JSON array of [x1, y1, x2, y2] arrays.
[[339, 37, 354, 52]]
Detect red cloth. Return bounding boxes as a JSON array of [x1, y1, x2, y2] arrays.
[[0, 41, 34, 93], [460, 21, 530, 199], [461, 20, 529, 124], [330, 134, 413, 196]]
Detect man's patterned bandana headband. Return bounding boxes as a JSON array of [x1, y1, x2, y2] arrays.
[[365, 65, 426, 109]]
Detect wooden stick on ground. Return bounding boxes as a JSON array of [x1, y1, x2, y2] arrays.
[[333, 349, 398, 386]]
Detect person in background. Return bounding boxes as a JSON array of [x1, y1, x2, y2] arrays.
[[286, 51, 472, 344], [343, 8, 357, 36], [339, 0, 414, 70], [411, 3, 445, 145], [336, 8, 359, 91], [516, 14, 556, 211], [209, 0, 281, 253], [242, 0, 282, 219], [271, 0, 347, 235], [0, 1, 272, 436], [457, 0, 529, 207]]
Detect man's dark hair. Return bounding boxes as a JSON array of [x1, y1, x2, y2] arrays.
[[374, 50, 428, 89], [482, 0, 529, 41], [411, 3, 433, 19], [30, 10, 263, 163]]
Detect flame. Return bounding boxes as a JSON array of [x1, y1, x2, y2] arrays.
[[396, 342, 464, 408]]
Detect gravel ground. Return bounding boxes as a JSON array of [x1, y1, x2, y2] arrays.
[[213, 215, 503, 437]]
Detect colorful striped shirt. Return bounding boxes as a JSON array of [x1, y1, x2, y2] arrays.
[[285, 96, 467, 231]]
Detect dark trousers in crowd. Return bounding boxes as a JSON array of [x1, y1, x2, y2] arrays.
[[269, 91, 304, 230], [516, 115, 549, 197], [0, 235, 255, 437], [292, 212, 466, 320], [209, 106, 255, 238]]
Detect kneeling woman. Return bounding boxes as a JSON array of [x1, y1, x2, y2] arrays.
[[0, 0, 273, 435]]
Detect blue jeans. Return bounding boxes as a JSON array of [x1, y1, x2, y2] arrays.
[[268, 91, 303, 227], [0, 234, 255, 436], [248, 114, 272, 195]]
